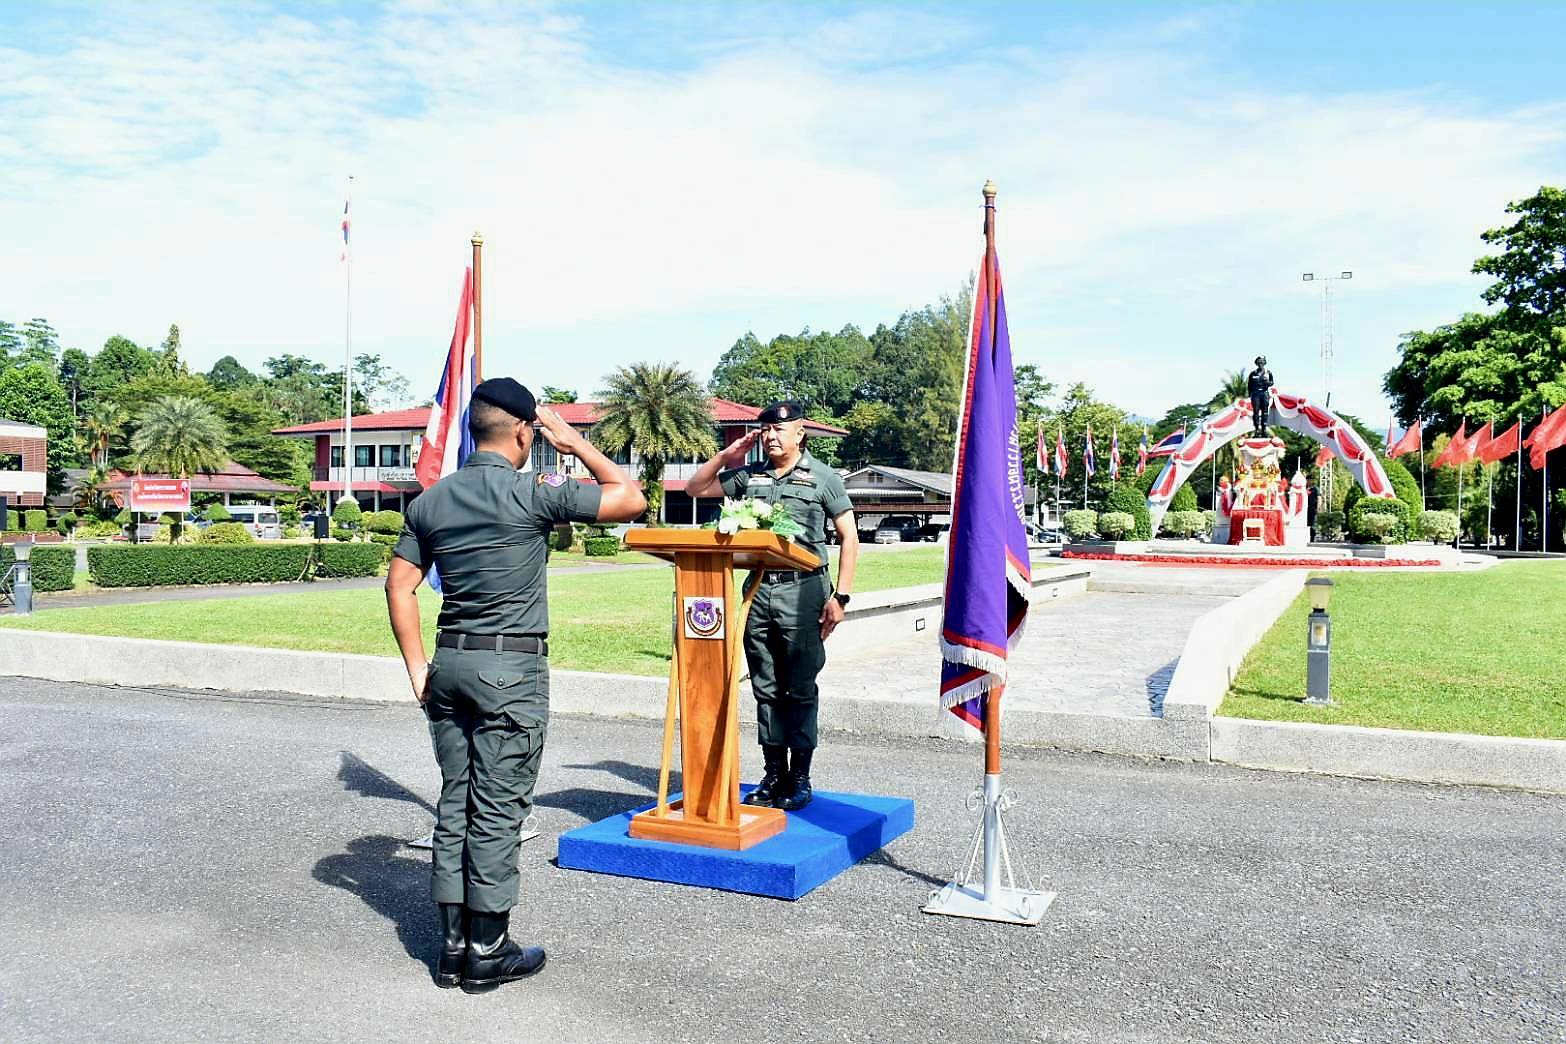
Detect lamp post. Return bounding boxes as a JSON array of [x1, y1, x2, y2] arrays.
[[12, 539, 34, 616], [1304, 576, 1333, 705]]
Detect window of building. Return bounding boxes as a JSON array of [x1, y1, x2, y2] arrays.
[[355, 445, 373, 468], [379, 444, 402, 467], [330, 446, 344, 468], [0, 453, 21, 471]]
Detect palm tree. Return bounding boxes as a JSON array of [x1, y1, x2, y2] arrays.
[[593, 363, 717, 524], [74, 464, 111, 515], [83, 402, 127, 468], [130, 396, 229, 478]]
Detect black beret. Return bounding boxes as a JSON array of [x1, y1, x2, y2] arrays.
[[472, 377, 538, 423], [758, 400, 805, 425]]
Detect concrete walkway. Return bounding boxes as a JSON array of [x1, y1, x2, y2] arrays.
[[822, 561, 1275, 720]]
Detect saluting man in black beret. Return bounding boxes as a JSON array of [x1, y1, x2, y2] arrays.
[[686, 400, 859, 812], [385, 376, 645, 992]]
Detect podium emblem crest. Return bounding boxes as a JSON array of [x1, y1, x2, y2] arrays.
[[683, 597, 725, 640]]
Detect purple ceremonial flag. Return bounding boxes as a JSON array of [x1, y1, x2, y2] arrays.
[[940, 249, 1030, 730]]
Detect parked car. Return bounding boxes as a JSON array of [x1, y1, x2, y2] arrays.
[[872, 515, 923, 544], [1023, 521, 1063, 545], [226, 506, 283, 540]]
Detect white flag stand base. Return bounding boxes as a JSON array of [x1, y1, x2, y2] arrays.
[[922, 773, 1054, 926]]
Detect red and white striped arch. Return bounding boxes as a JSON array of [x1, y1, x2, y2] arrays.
[[1146, 391, 1395, 534]]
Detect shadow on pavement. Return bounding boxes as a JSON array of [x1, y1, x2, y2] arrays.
[[312, 835, 435, 974], [559, 759, 668, 793], [338, 751, 435, 814], [532, 787, 653, 823], [1145, 658, 1178, 715], [862, 848, 948, 890]]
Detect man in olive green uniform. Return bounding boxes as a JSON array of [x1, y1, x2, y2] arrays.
[[686, 400, 859, 812], [386, 377, 644, 993]]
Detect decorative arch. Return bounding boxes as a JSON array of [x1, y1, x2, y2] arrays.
[[1146, 390, 1395, 534]]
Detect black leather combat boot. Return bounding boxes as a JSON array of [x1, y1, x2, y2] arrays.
[[776, 747, 813, 811], [742, 744, 790, 807], [461, 910, 546, 994], [434, 903, 468, 989]]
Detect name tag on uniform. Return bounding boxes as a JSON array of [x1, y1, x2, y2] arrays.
[[749, 475, 774, 487]]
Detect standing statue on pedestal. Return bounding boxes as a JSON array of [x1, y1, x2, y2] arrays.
[[1247, 356, 1274, 436]]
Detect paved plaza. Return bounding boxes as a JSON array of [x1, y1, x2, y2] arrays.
[[2, 676, 1561, 1043], [823, 562, 1276, 718]]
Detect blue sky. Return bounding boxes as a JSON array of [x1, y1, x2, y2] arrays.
[[2, 1, 1563, 426]]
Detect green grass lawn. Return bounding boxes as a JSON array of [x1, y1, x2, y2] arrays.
[[0, 544, 1013, 676], [1222, 561, 1566, 739]]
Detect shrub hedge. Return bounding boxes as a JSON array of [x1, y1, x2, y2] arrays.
[[1103, 483, 1152, 540], [204, 503, 232, 522], [1096, 511, 1135, 539], [87, 545, 314, 587], [1418, 509, 1459, 544], [1314, 510, 1346, 541], [1062, 509, 1098, 540], [365, 510, 404, 535], [1170, 483, 1199, 512], [331, 526, 355, 542], [583, 536, 620, 557], [1160, 509, 1206, 538], [0, 545, 75, 591], [24, 509, 47, 532], [198, 522, 255, 544], [332, 499, 362, 526], [1356, 511, 1401, 544], [316, 542, 384, 577], [1349, 496, 1411, 543]]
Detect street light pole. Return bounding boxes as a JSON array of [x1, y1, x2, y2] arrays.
[[1302, 271, 1353, 510]]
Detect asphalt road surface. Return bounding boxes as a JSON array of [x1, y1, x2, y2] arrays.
[[1, 677, 1561, 1043]]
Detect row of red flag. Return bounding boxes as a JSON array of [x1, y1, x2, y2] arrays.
[[1385, 410, 1566, 472]]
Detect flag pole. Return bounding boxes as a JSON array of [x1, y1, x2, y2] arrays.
[[1544, 408, 1551, 553], [471, 231, 485, 381], [1516, 417, 1523, 550], [342, 175, 355, 511], [1456, 420, 1466, 550], [923, 180, 1053, 927]]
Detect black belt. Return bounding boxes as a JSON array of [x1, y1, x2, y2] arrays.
[[437, 633, 548, 656], [760, 566, 828, 585]]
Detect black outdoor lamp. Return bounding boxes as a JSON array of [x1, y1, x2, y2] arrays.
[[12, 538, 34, 616], [1305, 576, 1334, 705]]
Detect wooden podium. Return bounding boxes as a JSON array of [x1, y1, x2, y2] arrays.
[[623, 528, 821, 850]]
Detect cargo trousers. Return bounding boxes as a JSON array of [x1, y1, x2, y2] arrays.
[[422, 645, 549, 913], [743, 570, 830, 751]]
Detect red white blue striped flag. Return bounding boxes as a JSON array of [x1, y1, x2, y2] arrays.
[[1110, 428, 1120, 480], [1084, 423, 1096, 478], [340, 198, 351, 261], [415, 267, 476, 489]]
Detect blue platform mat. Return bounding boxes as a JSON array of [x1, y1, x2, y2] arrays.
[[556, 787, 915, 900]]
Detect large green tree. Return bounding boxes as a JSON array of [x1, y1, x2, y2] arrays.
[[19, 319, 59, 370], [593, 363, 717, 524], [1383, 186, 1566, 548], [0, 363, 77, 491], [207, 355, 257, 391], [0, 321, 20, 367], [1037, 383, 1130, 514], [84, 336, 157, 404], [130, 396, 229, 477], [710, 325, 873, 422]]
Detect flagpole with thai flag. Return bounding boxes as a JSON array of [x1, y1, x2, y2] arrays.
[[1110, 427, 1120, 482], [341, 177, 354, 509], [1082, 422, 1095, 509], [924, 181, 1053, 926]]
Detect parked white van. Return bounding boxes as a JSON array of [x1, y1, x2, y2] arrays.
[[226, 506, 283, 539]]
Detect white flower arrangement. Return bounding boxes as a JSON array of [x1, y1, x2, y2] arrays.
[[713, 497, 804, 538]]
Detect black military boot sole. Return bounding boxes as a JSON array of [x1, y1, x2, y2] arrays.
[[460, 950, 547, 994], [776, 776, 813, 812]]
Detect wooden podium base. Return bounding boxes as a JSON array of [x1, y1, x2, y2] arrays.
[[628, 801, 786, 851]]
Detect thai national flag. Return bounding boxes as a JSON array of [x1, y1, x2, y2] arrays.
[[1148, 426, 1186, 458], [1054, 426, 1068, 478], [1084, 423, 1096, 478], [340, 198, 350, 261], [1136, 427, 1150, 476], [1035, 419, 1047, 473], [939, 244, 1029, 731], [415, 267, 476, 490], [1109, 428, 1120, 480]]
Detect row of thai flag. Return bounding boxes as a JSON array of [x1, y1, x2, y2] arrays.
[[1385, 411, 1566, 472], [1031, 422, 1184, 481]]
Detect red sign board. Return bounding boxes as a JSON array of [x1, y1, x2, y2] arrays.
[[129, 477, 191, 513]]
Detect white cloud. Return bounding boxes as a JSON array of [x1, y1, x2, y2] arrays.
[[0, 2, 1560, 424]]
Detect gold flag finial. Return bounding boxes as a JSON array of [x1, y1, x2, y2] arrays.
[[471, 230, 484, 246], [982, 180, 997, 202]]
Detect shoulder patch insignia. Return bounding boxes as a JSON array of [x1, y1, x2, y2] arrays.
[[537, 472, 567, 487]]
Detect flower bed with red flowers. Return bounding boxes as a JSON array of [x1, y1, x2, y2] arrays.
[[1061, 550, 1442, 568]]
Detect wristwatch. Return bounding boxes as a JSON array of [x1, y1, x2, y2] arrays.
[[832, 592, 852, 608]]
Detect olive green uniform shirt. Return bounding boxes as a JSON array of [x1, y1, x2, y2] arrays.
[[394, 450, 602, 634], [718, 450, 853, 566]]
